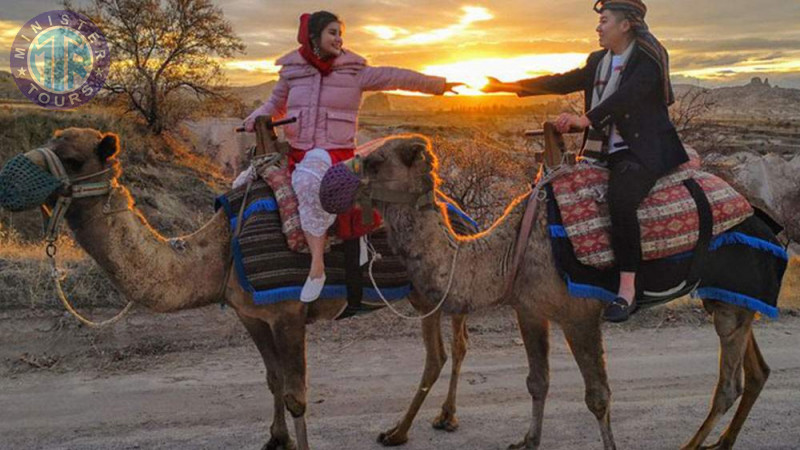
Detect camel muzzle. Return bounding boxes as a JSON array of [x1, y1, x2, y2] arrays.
[[0, 153, 64, 212]]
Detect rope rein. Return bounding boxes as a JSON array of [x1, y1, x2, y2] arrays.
[[366, 234, 461, 320]]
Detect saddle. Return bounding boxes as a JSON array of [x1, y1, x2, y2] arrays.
[[549, 148, 753, 269], [513, 124, 785, 316], [543, 152, 786, 315], [215, 180, 478, 307]]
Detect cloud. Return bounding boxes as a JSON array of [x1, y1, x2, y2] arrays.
[[665, 38, 800, 54], [363, 6, 493, 46], [0, 20, 22, 51], [3, 0, 798, 89]]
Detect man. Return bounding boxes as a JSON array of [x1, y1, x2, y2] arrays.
[[483, 0, 688, 322]]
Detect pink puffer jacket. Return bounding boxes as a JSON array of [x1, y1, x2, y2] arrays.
[[246, 50, 446, 150]]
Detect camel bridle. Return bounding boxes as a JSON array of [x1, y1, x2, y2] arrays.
[[32, 146, 134, 328], [33, 146, 120, 249], [349, 155, 464, 320], [350, 154, 438, 223]]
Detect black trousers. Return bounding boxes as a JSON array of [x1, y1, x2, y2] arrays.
[[606, 151, 659, 272]]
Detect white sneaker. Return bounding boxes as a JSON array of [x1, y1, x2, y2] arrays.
[[300, 274, 326, 303], [359, 236, 368, 266]]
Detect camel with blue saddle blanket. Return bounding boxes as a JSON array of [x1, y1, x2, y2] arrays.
[[326, 133, 788, 450], [0, 127, 485, 450]]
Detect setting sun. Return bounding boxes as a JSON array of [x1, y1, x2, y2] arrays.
[[421, 53, 588, 95]]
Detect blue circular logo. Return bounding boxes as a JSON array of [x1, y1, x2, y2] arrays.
[[9, 10, 110, 110]]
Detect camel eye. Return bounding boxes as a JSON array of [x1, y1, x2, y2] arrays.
[[62, 158, 83, 173], [365, 157, 384, 174]]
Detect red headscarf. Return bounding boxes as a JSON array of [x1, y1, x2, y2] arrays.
[[297, 13, 335, 76]]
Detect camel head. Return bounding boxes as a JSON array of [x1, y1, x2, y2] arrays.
[[0, 128, 120, 212], [335, 134, 440, 214]]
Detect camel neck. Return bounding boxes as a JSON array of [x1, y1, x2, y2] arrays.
[[66, 184, 231, 312], [382, 200, 525, 312]]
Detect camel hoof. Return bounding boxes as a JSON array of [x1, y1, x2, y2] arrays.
[[377, 426, 409, 447], [262, 435, 296, 450], [431, 411, 459, 432], [700, 440, 733, 450], [508, 433, 537, 450]]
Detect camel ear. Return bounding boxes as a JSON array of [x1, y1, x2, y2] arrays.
[[96, 133, 120, 161], [398, 141, 426, 167]]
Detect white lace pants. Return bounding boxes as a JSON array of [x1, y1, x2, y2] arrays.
[[292, 149, 336, 238]]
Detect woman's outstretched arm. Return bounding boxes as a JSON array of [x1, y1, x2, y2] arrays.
[[358, 66, 450, 95]]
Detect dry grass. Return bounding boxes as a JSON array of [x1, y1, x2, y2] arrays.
[[0, 224, 123, 311]]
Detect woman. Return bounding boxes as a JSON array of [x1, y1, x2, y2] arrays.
[[483, 0, 688, 322], [242, 11, 463, 303]]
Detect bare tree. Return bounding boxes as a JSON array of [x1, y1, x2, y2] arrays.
[[67, 0, 244, 133], [670, 86, 715, 143]]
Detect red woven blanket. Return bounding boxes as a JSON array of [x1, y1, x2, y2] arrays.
[[551, 149, 753, 268]]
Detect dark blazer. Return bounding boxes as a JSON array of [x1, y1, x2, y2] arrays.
[[517, 45, 688, 175]]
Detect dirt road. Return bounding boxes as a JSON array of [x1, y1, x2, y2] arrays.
[[1, 306, 798, 450]]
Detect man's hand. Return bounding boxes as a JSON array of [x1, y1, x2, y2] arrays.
[[481, 76, 523, 94], [554, 113, 591, 133]]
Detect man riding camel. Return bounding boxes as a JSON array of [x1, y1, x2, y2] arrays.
[[483, 0, 688, 322]]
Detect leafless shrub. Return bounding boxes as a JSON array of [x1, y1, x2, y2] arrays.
[[670, 86, 716, 145], [431, 129, 534, 227]]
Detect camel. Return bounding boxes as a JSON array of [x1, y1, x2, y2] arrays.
[[356, 134, 778, 450], [7, 128, 471, 450]]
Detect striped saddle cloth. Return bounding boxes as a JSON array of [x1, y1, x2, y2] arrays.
[[215, 181, 478, 305], [549, 148, 754, 269]]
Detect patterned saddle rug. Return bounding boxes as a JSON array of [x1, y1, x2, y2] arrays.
[[216, 181, 477, 307], [544, 149, 787, 317], [550, 149, 753, 268]]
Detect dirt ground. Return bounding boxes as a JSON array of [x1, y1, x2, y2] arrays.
[[1, 304, 799, 450]]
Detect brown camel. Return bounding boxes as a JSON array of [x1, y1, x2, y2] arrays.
[[358, 134, 775, 450], [10, 128, 471, 450]]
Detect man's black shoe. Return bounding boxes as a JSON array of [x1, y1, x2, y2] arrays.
[[603, 296, 637, 323]]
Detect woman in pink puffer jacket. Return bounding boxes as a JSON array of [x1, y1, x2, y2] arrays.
[[242, 11, 462, 304]]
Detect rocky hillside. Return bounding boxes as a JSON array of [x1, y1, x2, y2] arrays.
[[674, 78, 800, 121], [225, 81, 277, 109]]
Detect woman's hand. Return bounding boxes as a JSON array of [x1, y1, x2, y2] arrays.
[[444, 81, 466, 94], [243, 117, 257, 133], [554, 113, 591, 134], [481, 76, 523, 94], [243, 104, 271, 132], [243, 112, 261, 132]]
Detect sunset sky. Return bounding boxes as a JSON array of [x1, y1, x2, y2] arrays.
[[3, 0, 800, 93]]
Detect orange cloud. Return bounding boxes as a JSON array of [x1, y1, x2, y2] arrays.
[[0, 20, 22, 50], [363, 6, 493, 46]]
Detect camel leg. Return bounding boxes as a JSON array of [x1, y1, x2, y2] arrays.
[[378, 308, 447, 446], [508, 310, 550, 450], [699, 318, 770, 450], [561, 308, 616, 450], [682, 302, 753, 450], [432, 314, 469, 432], [271, 305, 311, 450], [705, 330, 770, 449], [237, 313, 296, 450]]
